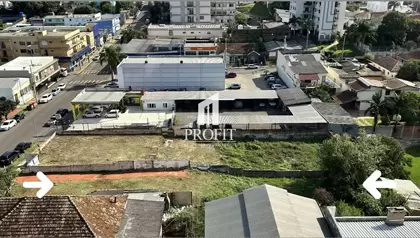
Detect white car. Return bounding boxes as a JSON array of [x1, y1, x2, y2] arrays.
[[105, 109, 120, 118], [0, 119, 17, 131], [57, 83, 67, 90], [83, 110, 101, 118], [246, 64, 259, 69], [90, 106, 104, 113], [39, 93, 53, 103], [271, 84, 287, 90], [51, 88, 61, 96]]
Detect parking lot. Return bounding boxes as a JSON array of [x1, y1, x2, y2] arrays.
[[225, 68, 286, 91]]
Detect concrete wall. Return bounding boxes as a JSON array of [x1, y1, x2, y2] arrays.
[[20, 160, 190, 175], [59, 127, 163, 135]]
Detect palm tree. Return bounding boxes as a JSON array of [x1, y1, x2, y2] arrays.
[[298, 18, 314, 49], [99, 46, 126, 80], [346, 20, 376, 47], [388, 1, 400, 11], [288, 15, 299, 36], [120, 27, 147, 44], [365, 91, 390, 133]]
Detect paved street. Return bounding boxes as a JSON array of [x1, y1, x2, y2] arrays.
[[0, 61, 111, 154]]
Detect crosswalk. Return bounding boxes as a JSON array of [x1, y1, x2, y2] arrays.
[[79, 69, 112, 75], [67, 79, 109, 85]]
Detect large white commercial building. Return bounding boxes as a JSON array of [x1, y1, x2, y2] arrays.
[[117, 56, 225, 91], [289, 1, 346, 41], [147, 24, 224, 39], [170, 1, 211, 24]]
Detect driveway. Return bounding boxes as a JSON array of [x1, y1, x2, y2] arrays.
[[225, 69, 272, 90]]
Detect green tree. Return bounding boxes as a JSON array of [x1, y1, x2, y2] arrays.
[[120, 27, 146, 43], [388, 1, 400, 11], [99, 46, 126, 80], [101, 2, 115, 14], [309, 84, 333, 102], [0, 97, 17, 120], [397, 91, 420, 125], [377, 11, 409, 46], [365, 91, 391, 133], [73, 5, 95, 14], [346, 20, 377, 47], [319, 133, 410, 202], [115, 1, 132, 13], [235, 12, 248, 25], [403, 40, 417, 51], [249, 2, 272, 21], [397, 59, 420, 81], [0, 165, 19, 197], [6, 2, 62, 18], [0, 20, 7, 31], [336, 200, 364, 216]]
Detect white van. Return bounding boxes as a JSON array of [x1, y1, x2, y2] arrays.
[[60, 68, 68, 77]]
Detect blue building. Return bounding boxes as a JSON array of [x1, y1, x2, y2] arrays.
[[95, 14, 120, 42]]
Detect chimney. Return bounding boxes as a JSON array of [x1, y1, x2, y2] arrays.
[[385, 207, 407, 226], [109, 196, 117, 203]]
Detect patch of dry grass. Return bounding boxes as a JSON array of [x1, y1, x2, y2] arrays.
[[39, 136, 222, 165]]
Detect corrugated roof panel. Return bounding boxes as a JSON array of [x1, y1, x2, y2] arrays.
[[336, 220, 420, 237]]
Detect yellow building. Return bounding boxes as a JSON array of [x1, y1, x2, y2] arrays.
[[0, 29, 94, 70]]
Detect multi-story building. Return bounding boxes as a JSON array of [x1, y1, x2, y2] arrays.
[[170, 1, 211, 24], [0, 29, 94, 70], [289, 1, 346, 42], [147, 24, 224, 40], [211, 2, 236, 24], [96, 14, 121, 39], [44, 13, 102, 27]]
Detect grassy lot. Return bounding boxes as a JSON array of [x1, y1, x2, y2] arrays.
[[405, 147, 420, 185], [12, 171, 321, 203], [237, 4, 254, 14], [217, 141, 321, 170], [39, 136, 222, 165], [353, 117, 380, 127]]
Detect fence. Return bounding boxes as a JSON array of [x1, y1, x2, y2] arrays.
[[192, 164, 324, 178], [21, 160, 190, 175], [58, 127, 163, 135]]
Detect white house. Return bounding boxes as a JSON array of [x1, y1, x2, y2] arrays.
[[334, 77, 420, 111], [369, 55, 402, 78], [276, 51, 328, 88], [0, 77, 33, 105], [170, 1, 211, 24], [147, 24, 224, 39], [116, 56, 225, 91]]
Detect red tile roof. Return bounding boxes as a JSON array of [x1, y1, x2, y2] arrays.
[[398, 50, 420, 61], [299, 74, 319, 81]]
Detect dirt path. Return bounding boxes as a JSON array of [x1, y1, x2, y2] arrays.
[[15, 171, 188, 183]]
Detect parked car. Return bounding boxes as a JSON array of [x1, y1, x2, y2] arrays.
[[199, 87, 206, 91], [60, 68, 68, 77], [83, 110, 101, 118], [13, 114, 25, 122], [90, 106, 104, 113], [51, 88, 61, 96], [266, 77, 277, 83], [104, 82, 119, 88], [92, 56, 100, 61], [39, 93, 53, 103], [51, 108, 69, 120], [246, 64, 258, 69], [0, 119, 17, 131], [46, 118, 58, 126], [57, 83, 67, 90], [105, 109, 120, 118], [271, 84, 287, 90], [228, 83, 241, 90], [14, 142, 32, 154], [0, 151, 19, 167], [225, 72, 237, 78]]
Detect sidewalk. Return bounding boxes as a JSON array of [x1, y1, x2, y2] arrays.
[[15, 170, 188, 182]]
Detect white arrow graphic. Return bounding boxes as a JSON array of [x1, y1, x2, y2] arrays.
[[363, 170, 396, 199], [23, 172, 54, 198]]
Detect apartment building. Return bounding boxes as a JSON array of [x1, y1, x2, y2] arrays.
[[0, 29, 94, 70], [170, 1, 211, 24], [211, 2, 236, 24], [289, 1, 346, 42], [44, 13, 102, 26], [147, 24, 224, 39]]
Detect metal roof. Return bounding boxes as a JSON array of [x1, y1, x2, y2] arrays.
[[120, 56, 224, 64], [312, 102, 356, 125], [276, 88, 311, 106], [71, 90, 126, 104], [142, 90, 279, 101], [335, 218, 420, 238], [205, 184, 331, 238]]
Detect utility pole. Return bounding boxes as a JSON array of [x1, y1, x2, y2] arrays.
[[29, 60, 38, 103], [341, 33, 347, 60], [306, 30, 310, 50]]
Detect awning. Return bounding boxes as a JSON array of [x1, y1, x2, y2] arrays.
[[56, 45, 92, 62], [299, 74, 319, 81]]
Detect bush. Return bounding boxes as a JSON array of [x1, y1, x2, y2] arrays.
[[313, 188, 335, 206], [336, 200, 364, 216], [355, 192, 383, 216], [380, 189, 407, 210]]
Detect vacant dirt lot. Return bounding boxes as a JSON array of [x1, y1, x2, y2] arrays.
[[40, 136, 222, 165]]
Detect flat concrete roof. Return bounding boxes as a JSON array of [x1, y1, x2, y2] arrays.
[[71, 90, 126, 104], [0, 77, 29, 89], [120, 56, 224, 64], [0, 57, 56, 72], [142, 90, 279, 101]]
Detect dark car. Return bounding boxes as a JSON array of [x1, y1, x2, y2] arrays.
[[0, 151, 19, 167], [225, 72, 237, 78], [14, 142, 32, 154], [13, 113, 25, 122], [179, 88, 187, 91], [56, 108, 69, 117], [199, 87, 206, 91]]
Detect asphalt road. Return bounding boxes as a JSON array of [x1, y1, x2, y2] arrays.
[[0, 61, 111, 154]]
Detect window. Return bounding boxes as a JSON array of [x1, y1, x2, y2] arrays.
[[186, 51, 196, 55], [163, 103, 168, 108], [19, 42, 25, 46], [191, 32, 194, 34], [169, 30, 173, 36], [147, 103, 156, 109], [229, 3, 234, 7], [200, 16, 204, 20], [182, 31, 186, 34], [26, 42, 31, 45], [199, 51, 210, 55], [207, 32, 211, 34], [20, 49, 27, 53]]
